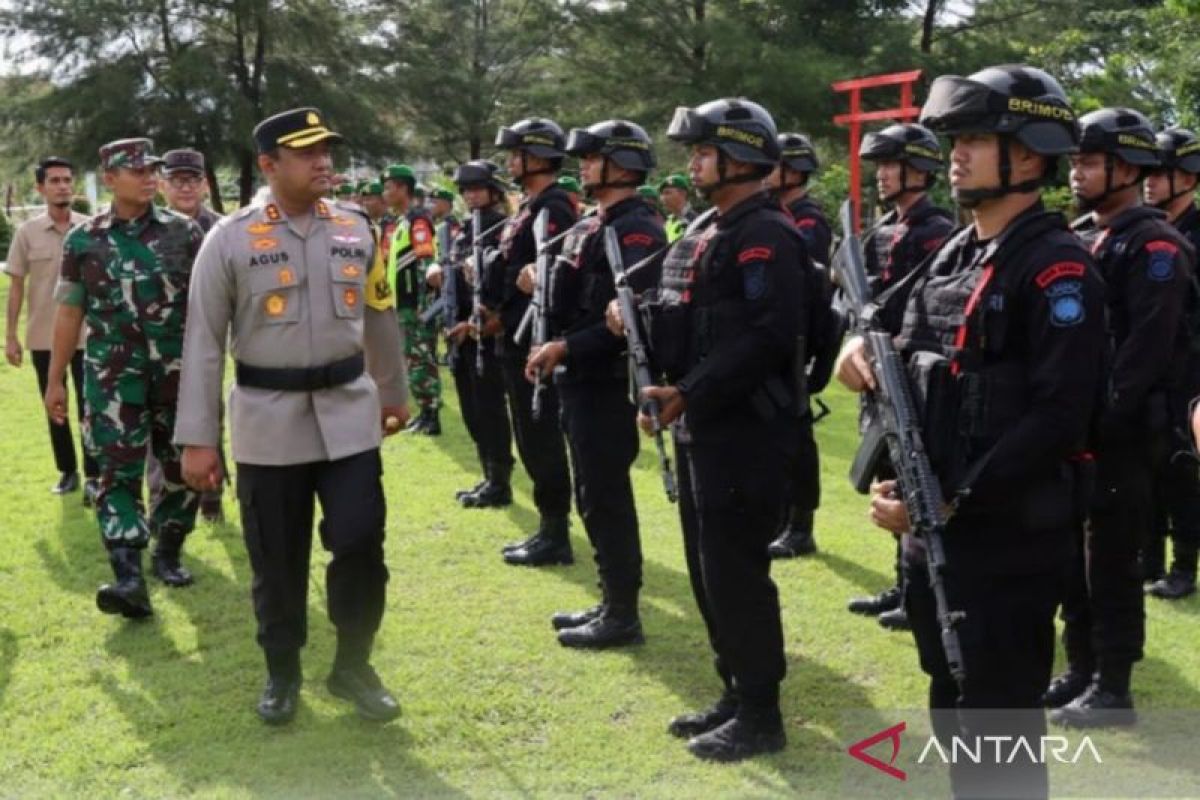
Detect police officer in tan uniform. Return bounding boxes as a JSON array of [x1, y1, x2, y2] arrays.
[[175, 108, 408, 726]]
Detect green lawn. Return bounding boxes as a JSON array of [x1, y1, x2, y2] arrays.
[[1, 280, 1198, 798]]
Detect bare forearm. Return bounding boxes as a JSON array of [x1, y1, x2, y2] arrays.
[[5, 277, 23, 340], [48, 306, 84, 382]]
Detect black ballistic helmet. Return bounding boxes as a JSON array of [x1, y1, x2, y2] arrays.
[[921, 64, 1078, 204], [453, 160, 507, 195], [859, 123, 944, 172], [777, 133, 819, 174], [566, 120, 656, 172], [494, 118, 566, 159], [667, 98, 781, 168], [1077, 108, 1161, 167], [920, 65, 1079, 156], [1156, 128, 1200, 174]]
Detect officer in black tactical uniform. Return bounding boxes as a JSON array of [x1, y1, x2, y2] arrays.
[[490, 118, 576, 566], [1143, 127, 1200, 600], [525, 120, 666, 649], [838, 66, 1105, 798], [427, 160, 515, 509], [611, 97, 811, 761], [757, 132, 831, 561], [1046, 108, 1194, 728], [846, 122, 956, 632]]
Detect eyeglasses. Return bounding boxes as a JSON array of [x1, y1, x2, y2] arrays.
[[167, 175, 204, 188]]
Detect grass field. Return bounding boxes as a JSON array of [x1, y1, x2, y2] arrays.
[[1, 280, 1198, 798]]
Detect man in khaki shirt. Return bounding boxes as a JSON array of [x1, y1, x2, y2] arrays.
[[4, 157, 95, 499], [175, 107, 408, 727]]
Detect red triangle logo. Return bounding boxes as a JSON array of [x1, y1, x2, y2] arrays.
[[847, 721, 907, 781]]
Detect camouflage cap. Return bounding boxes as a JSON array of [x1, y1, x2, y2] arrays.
[[361, 180, 384, 197], [99, 138, 163, 171], [163, 148, 205, 175], [657, 172, 691, 192], [382, 164, 416, 188], [556, 174, 582, 194]]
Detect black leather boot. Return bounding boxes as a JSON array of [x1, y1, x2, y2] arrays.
[[151, 526, 194, 587], [419, 407, 442, 436], [557, 591, 643, 649], [257, 649, 302, 726], [668, 689, 739, 739], [462, 461, 513, 508], [767, 507, 817, 559], [687, 704, 786, 762], [503, 515, 573, 566], [96, 546, 153, 619], [326, 635, 400, 722]]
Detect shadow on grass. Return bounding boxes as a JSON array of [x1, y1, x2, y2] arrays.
[[0, 629, 16, 709], [94, 557, 467, 798], [811, 548, 895, 597]]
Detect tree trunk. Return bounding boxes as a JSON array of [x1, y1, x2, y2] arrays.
[[921, 0, 940, 54], [238, 148, 256, 206]]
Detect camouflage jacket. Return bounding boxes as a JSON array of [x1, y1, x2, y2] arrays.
[[56, 205, 204, 357]]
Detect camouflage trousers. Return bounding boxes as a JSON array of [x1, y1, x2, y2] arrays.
[[83, 345, 198, 549], [398, 305, 441, 410]]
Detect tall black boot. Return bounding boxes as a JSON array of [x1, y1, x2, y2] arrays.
[[557, 585, 643, 648], [152, 526, 194, 587], [96, 546, 153, 619], [326, 634, 401, 722], [503, 514, 573, 566], [687, 683, 785, 761], [462, 461, 513, 509], [258, 648, 302, 726], [767, 507, 817, 559], [420, 407, 442, 436]]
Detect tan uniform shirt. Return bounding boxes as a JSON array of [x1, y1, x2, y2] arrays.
[[173, 193, 407, 465], [4, 210, 89, 350]]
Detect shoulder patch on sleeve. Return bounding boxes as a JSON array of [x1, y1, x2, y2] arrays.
[[623, 232, 654, 248], [795, 217, 817, 229], [1034, 261, 1087, 289], [1145, 240, 1179, 282], [1045, 280, 1086, 328], [922, 236, 945, 251], [738, 246, 774, 265]]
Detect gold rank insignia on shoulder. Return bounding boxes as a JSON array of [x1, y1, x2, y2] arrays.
[[264, 293, 287, 316], [247, 222, 274, 235], [341, 264, 361, 278], [252, 238, 279, 251], [265, 204, 282, 221], [343, 288, 359, 307]]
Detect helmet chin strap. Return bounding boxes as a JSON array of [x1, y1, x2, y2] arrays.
[[584, 156, 642, 197], [1156, 170, 1198, 207], [952, 135, 1043, 208], [882, 163, 935, 203], [518, 152, 557, 180]]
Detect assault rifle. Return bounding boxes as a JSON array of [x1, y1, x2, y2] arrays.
[[832, 200, 966, 695], [604, 227, 677, 503]]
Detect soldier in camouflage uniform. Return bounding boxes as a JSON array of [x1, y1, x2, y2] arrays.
[[44, 138, 204, 619], [381, 164, 442, 434]]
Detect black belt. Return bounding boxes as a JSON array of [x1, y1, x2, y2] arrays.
[[236, 352, 364, 392]]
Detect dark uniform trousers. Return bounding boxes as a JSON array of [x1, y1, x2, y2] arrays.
[[452, 338, 514, 472], [676, 419, 789, 706], [236, 448, 388, 656], [31, 349, 97, 478], [499, 345, 572, 518], [905, 542, 1064, 800], [557, 377, 642, 598], [1061, 439, 1153, 684], [1149, 385, 1200, 578], [783, 416, 819, 519]]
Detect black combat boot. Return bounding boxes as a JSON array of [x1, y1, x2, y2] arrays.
[[847, 585, 902, 616], [455, 476, 489, 502], [404, 409, 428, 433], [1146, 570, 1197, 600], [326, 635, 401, 722], [1043, 669, 1093, 708], [557, 591, 643, 649], [1049, 681, 1137, 728], [257, 648, 302, 726], [419, 407, 442, 436], [462, 462, 513, 509], [686, 698, 786, 762], [669, 687, 739, 739], [151, 526, 195, 587], [767, 508, 817, 559], [96, 546, 153, 619], [503, 515, 573, 566]]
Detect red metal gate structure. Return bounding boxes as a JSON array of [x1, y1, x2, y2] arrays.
[[832, 69, 923, 233]]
